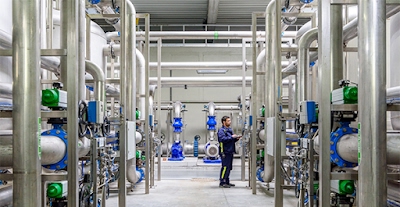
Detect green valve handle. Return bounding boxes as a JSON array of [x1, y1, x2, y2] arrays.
[[47, 183, 62, 198], [136, 150, 141, 159], [136, 110, 140, 120], [42, 89, 59, 105], [344, 86, 358, 102], [339, 180, 355, 195]]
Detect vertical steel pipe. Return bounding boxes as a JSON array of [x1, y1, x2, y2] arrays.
[[318, 2, 336, 206], [274, 0, 283, 206], [78, 0, 86, 100], [12, 0, 42, 206], [251, 12, 258, 195], [241, 39, 246, 182], [144, 13, 151, 194], [157, 38, 162, 181], [297, 28, 318, 104], [331, 6, 343, 89], [118, 0, 127, 205], [358, 0, 387, 206], [263, 0, 275, 184], [85, 60, 105, 103]]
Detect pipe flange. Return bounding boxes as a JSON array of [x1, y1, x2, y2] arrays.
[[330, 123, 358, 168], [41, 125, 68, 170]]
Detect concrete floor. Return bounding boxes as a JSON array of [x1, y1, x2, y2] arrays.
[[106, 157, 299, 207]]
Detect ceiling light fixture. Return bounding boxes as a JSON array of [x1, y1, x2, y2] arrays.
[[196, 70, 228, 74]]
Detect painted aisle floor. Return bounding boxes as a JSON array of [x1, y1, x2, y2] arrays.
[[106, 157, 298, 207]]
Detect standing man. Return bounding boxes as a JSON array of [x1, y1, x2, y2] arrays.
[[218, 116, 242, 188]]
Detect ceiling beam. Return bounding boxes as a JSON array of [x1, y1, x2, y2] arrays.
[[207, 0, 220, 24]]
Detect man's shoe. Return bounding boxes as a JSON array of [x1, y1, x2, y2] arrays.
[[219, 184, 231, 188], [228, 183, 235, 187]]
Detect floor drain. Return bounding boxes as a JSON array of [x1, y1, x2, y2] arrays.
[[191, 178, 217, 182]]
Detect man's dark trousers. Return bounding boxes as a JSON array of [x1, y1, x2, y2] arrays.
[[220, 153, 233, 185]]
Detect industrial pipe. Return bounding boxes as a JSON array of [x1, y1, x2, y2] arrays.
[[390, 13, 400, 131], [262, 0, 276, 184], [0, 135, 89, 168], [105, 30, 297, 41], [282, 5, 400, 79], [85, 60, 105, 103], [137, 49, 146, 121], [298, 28, 318, 103], [0, 185, 12, 207], [358, 0, 387, 205], [314, 133, 400, 165], [108, 61, 255, 70], [12, 0, 42, 205]]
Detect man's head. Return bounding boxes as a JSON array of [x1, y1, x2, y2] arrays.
[[221, 116, 231, 127]]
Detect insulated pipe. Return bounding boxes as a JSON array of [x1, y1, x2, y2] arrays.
[[0, 83, 12, 100], [102, 6, 121, 31], [126, 1, 137, 185], [12, 0, 42, 205], [85, 60, 105, 103], [105, 31, 297, 41], [137, 49, 146, 120], [390, 13, 400, 131], [282, 5, 400, 79], [208, 102, 216, 116], [215, 105, 240, 111], [0, 185, 12, 207], [149, 77, 252, 87], [263, 0, 276, 184], [108, 62, 255, 70], [358, 0, 387, 205], [298, 28, 318, 104], [314, 134, 400, 165], [78, 0, 86, 100]]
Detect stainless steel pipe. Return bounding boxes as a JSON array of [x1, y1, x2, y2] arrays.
[[297, 28, 318, 103], [358, 0, 387, 205], [0, 185, 12, 207], [263, 0, 276, 184], [85, 60, 105, 103], [12, 0, 42, 205]]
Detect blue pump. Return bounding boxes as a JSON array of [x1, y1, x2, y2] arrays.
[[168, 141, 185, 161]]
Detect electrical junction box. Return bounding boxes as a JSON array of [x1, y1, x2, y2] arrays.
[[88, 101, 104, 124], [299, 101, 317, 124], [331, 86, 358, 104], [47, 181, 68, 198], [42, 88, 67, 108]]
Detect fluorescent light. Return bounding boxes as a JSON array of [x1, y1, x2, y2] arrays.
[[196, 70, 227, 74]]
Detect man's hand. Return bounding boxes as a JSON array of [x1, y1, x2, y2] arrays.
[[232, 134, 242, 139]]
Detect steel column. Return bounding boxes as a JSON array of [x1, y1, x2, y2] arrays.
[[118, 0, 127, 206], [241, 39, 246, 182], [144, 13, 151, 194], [251, 12, 258, 195], [157, 38, 162, 181], [78, 0, 86, 100], [12, 0, 42, 206], [274, 0, 283, 206], [318, 2, 333, 206], [61, 0, 80, 206], [358, 0, 387, 206], [331, 6, 343, 89]]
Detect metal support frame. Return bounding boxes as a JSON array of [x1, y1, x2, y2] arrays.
[[274, 0, 284, 206], [251, 12, 257, 195], [157, 38, 162, 181], [318, 1, 333, 206], [60, 0, 80, 206], [12, 0, 42, 206], [143, 13, 151, 194], [358, 0, 387, 205], [241, 39, 246, 182], [118, 0, 127, 206]]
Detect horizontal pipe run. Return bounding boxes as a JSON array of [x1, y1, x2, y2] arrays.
[[105, 31, 298, 41]]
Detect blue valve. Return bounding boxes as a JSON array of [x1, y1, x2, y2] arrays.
[[207, 116, 217, 130], [172, 118, 183, 133]]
